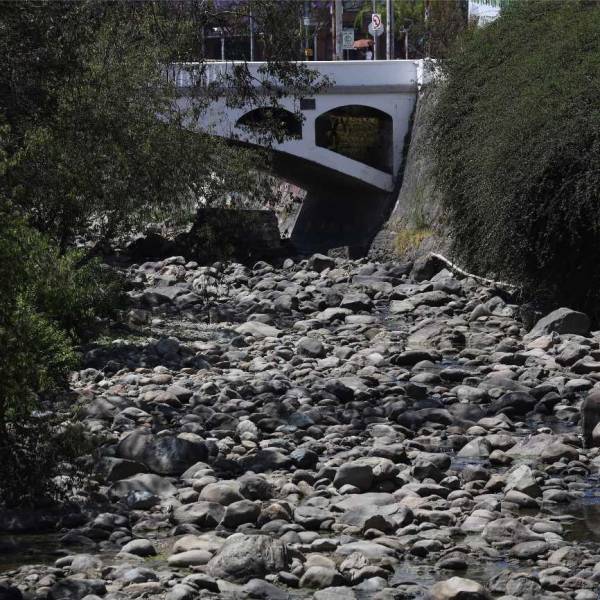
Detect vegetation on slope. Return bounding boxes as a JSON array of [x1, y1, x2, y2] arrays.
[[427, 0, 600, 316]]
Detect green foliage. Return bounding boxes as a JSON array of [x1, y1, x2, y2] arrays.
[[0, 1, 323, 506], [0, 207, 117, 506], [427, 0, 600, 315], [0, 414, 91, 508], [0, 1, 323, 247], [0, 208, 75, 420]]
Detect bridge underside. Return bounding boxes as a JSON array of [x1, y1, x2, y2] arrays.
[[271, 152, 395, 256]]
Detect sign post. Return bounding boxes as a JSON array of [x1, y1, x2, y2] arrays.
[[370, 12, 384, 58], [342, 28, 355, 51]]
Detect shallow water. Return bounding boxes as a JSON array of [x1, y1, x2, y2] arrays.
[[0, 532, 139, 574], [0, 533, 73, 572], [389, 557, 516, 599], [546, 478, 600, 544]]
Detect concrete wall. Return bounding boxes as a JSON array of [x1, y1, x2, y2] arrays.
[[368, 87, 446, 260]]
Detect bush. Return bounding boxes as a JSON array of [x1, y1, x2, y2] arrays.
[[426, 1, 600, 316], [0, 208, 117, 506]]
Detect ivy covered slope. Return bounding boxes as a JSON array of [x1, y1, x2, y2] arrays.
[[427, 0, 600, 316]]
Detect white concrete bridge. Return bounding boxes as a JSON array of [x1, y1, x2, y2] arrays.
[[172, 60, 422, 192]]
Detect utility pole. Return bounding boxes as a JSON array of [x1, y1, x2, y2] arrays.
[[386, 0, 393, 59], [335, 0, 343, 60], [372, 0, 377, 59], [249, 5, 254, 61]]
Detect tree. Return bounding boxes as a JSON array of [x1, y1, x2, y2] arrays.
[[0, 0, 322, 249], [0, 0, 321, 506], [426, 0, 600, 317]]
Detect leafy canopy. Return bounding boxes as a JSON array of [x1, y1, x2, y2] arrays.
[[0, 0, 322, 247], [427, 0, 600, 315]]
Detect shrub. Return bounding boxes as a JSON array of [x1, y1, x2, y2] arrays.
[[0, 208, 116, 506], [426, 1, 600, 316]]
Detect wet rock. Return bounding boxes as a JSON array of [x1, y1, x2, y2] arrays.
[[207, 534, 289, 583]]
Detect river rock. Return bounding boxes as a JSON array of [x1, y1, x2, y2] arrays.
[[207, 534, 289, 583], [117, 430, 207, 475], [526, 307, 590, 338], [427, 577, 490, 599]]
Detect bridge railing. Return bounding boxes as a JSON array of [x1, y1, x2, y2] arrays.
[[167, 60, 422, 90], [165, 62, 229, 88]]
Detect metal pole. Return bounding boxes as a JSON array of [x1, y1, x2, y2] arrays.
[[372, 0, 378, 59], [405, 29, 409, 59], [335, 0, 343, 60], [249, 6, 255, 61], [330, 1, 335, 60], [314, 31, 318, 61], [386, 0, 391, 60], [220, 33, 225, 61]]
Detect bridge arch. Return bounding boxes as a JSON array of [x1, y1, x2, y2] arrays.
[[314, 105, 393, 173], [236, 107, 302, 143]]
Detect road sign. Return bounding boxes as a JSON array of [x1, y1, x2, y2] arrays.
[[368, 22, 385, 37], [371, 13, 382, 30], [342, 28, 355, 50]]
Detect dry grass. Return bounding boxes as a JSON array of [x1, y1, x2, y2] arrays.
[[394, 227, 433, 257]]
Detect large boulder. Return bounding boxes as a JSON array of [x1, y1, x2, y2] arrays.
[[172, 502, 225, 527], [207, 534, 289, 583], [410, 254, 446, 282], [308, 254, 336, 272], [525, 307, 590, 338], [428, 577, 490, 600], [117, 431, 207, 475], [108, 473, 177, 500], [333, 462, 373, 492], [582, 391, 600, 448]]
